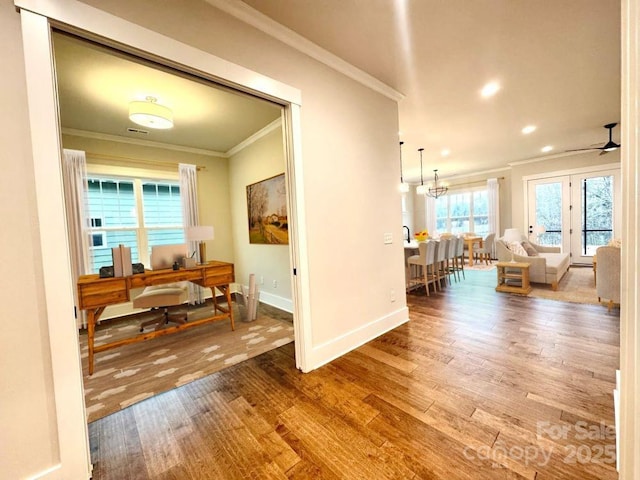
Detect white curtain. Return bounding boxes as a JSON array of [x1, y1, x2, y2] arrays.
[[179, 163, 204, 304], [487, 177, 500, 256], [62, 149, 90, 329], [425, 194, 437, 236]]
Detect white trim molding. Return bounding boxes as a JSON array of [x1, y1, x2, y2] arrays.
[[306, 307, 409, 371], [204, 0, 404, 102], [62, 128, 227, 158], [620, 0, 640, 477], [19, 9, 92, 479]]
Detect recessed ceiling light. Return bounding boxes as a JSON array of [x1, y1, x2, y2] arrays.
[[522, 125, 537, 134], [441, 149, 450, 157], [481, 81, 500, 98], [541, 145, 553, 153]]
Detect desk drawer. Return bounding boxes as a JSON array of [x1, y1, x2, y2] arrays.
[[203, 265, 234, 287], [78, 278, 128, 309], [128, 269, 201, 288]]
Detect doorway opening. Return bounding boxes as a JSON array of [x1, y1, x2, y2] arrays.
[[52, 31, 297, 422]]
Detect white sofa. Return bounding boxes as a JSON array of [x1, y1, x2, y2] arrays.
[[495, 237, 570, 290], [595, 245, 620, 311]]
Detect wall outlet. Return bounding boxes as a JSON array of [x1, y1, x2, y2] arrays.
[[390, 288, 396, 302], [260, 275, 264, 285], [384, 232, 393, 244], [272, 279, 278, 288]]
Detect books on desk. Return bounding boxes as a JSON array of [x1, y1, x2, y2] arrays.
[[112, 244, 132, 277]]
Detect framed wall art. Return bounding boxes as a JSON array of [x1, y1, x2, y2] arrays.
[[246, 173, 288, 244]]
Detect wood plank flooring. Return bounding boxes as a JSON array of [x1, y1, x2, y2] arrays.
[[89, 270, 620, 479]]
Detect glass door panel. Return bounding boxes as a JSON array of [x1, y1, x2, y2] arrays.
[[527, 176, 571, 253], [570, 169, 620, 264]]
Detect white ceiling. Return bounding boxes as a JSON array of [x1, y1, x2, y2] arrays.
[[53, 32, 282, 155], [54, 1, 621, 179], [240, 0, 621, 181]]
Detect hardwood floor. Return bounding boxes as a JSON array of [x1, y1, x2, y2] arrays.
[[89, 271, 620, 479]]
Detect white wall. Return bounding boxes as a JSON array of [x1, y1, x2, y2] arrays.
[[0, 3, 60, 477], [229, 125, 292, 311]]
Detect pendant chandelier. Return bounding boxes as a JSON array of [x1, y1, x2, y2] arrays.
[[415, 148, 448, 198], [427, 169, 448, 198], [399, 141, 410, 193]]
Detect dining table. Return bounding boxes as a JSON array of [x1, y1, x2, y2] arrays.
[[461, 235, 483, 266]]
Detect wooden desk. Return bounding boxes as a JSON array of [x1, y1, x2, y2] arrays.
[[495, 261, 532, 295], [78, 261, 235, 375], [462, 236, 483, 266]]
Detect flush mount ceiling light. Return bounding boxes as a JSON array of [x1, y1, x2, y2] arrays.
[[541, 145, 553, 153], [441, 149, 451, 157], [522, 125, 537, 134], [129, 96, 173, 129]]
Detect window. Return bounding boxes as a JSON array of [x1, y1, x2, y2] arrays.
[[434, 188, 489, 235], [86, 176, 184, 273]]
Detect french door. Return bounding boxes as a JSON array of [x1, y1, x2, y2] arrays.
[[527, 168, 620, 265]]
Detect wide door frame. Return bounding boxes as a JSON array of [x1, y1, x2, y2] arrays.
[[17, 1, 309, 478]]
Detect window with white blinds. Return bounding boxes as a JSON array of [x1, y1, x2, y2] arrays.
[[87, 176, 184, 272]]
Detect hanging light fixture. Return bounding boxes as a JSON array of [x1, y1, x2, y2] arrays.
[[416, 148, 428, 195], [427, 169, 448, 198], [398, 141, 410, 193], [129, 96, 174, 129]]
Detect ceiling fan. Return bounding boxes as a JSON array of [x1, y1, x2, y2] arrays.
[[566, 123, 621, 155]]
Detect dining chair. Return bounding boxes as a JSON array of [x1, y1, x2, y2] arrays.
[[474, 233, 496, 265], [434, 238, 449, 289], [454, 235, 466, 280], [446, 237, 458, 283], [407, 241, 438, 295]]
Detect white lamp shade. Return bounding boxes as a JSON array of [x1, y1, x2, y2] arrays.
[[186, 225, 214, 242], [416, 184, 428, 195], [399, 182, 410, 193], [503, 228, 521, 243], [129, 98, 173, 129]]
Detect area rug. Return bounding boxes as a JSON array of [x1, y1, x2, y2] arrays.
[[465, 260, 497, 271], [529, 266, 601, 305], [79, 302, 294, 422]]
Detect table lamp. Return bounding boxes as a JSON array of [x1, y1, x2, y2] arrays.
[[186, 225, 214, 264], [503, 228, 521, 263]]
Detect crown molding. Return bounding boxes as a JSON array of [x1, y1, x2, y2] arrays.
[[204, 0, 405, 102], [62, 128, 227, 157], [507, 149, 609, 167], [226, 118, 282, 157], [441, 166, 511, 182]]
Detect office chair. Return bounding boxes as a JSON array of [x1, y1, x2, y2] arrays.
[[134, 284, 189, 332], [134, 244, 189, 332]]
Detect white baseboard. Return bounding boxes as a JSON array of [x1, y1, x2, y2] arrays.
[[27, 464, 62, 480], [257, 290, 294, 313], [305, 306, 409, 371]]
